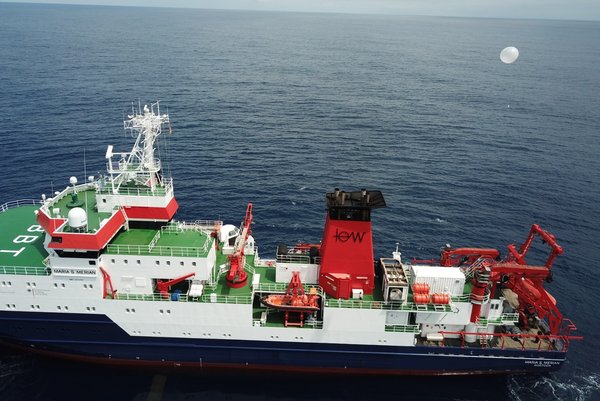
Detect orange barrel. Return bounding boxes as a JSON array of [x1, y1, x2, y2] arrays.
[[431, 293, 450, 304], [413, 293, 430, 304], [413, 283, 430, 294]]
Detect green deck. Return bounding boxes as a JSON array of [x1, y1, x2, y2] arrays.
[[0, 205, 48, 270], [51, 189, 112, 232], [106, 227, 212, 257]]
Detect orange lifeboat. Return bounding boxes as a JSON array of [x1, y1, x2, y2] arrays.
[[261, 294, 320, 312]]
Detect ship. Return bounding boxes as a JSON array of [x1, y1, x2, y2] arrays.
[[0, 102, 581, 375]]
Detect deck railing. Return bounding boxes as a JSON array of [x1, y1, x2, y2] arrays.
[[254, 282, 323, 296], [276, 254, 320, 265], [252, 317, 323, 329], [449, 291, 490, 304], [0, 199, 40, 213], [477, 313, 519, 326], [161, 220, 221, 235], [148, 230, 162, 251], [325, 298, 453, 313], [0, 265, 50, 276], [106, 239, 211, 258], [113, 291, 251, 305], [385, 324, 420, 333], [438, 330, 583, 352], [98, 177, 173, 197]]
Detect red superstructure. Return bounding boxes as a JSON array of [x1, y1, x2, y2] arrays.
[[318, 189, 386, 299]]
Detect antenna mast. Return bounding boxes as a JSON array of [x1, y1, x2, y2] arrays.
[[105, 101, 170, 194]]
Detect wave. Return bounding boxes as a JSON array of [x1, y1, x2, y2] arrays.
[[508, 373, 600, 401]]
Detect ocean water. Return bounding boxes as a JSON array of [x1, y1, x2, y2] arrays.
[[0, 3, 599, 400]]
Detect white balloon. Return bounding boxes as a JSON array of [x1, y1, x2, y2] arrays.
[[500, 46, 519, 64]]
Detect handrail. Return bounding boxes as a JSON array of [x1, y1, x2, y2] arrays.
[[161, 220, 221, 235], [276, 254, 320, 265], [325, 298, 453, 312], [252, 318, 324, 329], [438, 330, 583, 352], [0, 265, 50, 276], [97, 177, 173, 197], [113, 291, 251, 304], [0, 199, 40, 213], [106, 243, 209, 257], [451, 294, 471, 302], [385, 324, 420, 333], [107, 159, 162, 174], [478, 313, 519, 326], [37, 183, 96, 215], [244, 261, 256, 275], [148, 230, 162, 252]]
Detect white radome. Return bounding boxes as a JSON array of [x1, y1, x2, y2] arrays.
[[67, 207, 88, 228]]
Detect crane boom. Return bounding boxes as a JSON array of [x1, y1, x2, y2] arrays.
[[156, 272, 196, 299], [226, 203, 253, 288]]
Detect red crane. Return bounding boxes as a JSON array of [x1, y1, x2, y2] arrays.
[[491, 224, 565, 334], [440, 247, 500, 267], [156, 272, 196, 299], [468, 224, 571, 336], [226, 203, 253, 288]]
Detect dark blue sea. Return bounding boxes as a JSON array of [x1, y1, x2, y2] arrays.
[[1, 3, 599, 400]]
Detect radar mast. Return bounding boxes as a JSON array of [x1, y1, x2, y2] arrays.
[[106, 101, 170, 194]]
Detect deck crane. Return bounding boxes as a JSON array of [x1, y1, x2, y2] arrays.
[[226, 203, 253, 288], [466, 224, 573, 337], [490, 224, 566, 335], [156, 272, 196, 299]]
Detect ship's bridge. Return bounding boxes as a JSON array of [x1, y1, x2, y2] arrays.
[[35, 175, 177, 252], [34, 102, 178, 252], [36, 181, 126, 252]]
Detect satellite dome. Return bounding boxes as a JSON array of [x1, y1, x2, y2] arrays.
[[219, 224, 239, 242], [67, 207, 88, 229]]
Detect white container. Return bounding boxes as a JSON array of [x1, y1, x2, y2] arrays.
[[410, 265, 465, 296]]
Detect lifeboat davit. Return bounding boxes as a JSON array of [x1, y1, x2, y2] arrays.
[[261, 293, 320, 312], [261, 271, 320, 312]]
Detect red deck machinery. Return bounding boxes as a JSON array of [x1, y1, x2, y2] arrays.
[[468, 224, 576, 337], [156, 272, 196, 299], [226, 203, 253, 288]]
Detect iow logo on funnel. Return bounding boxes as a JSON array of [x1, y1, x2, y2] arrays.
[[334, 228, 366, 243]]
